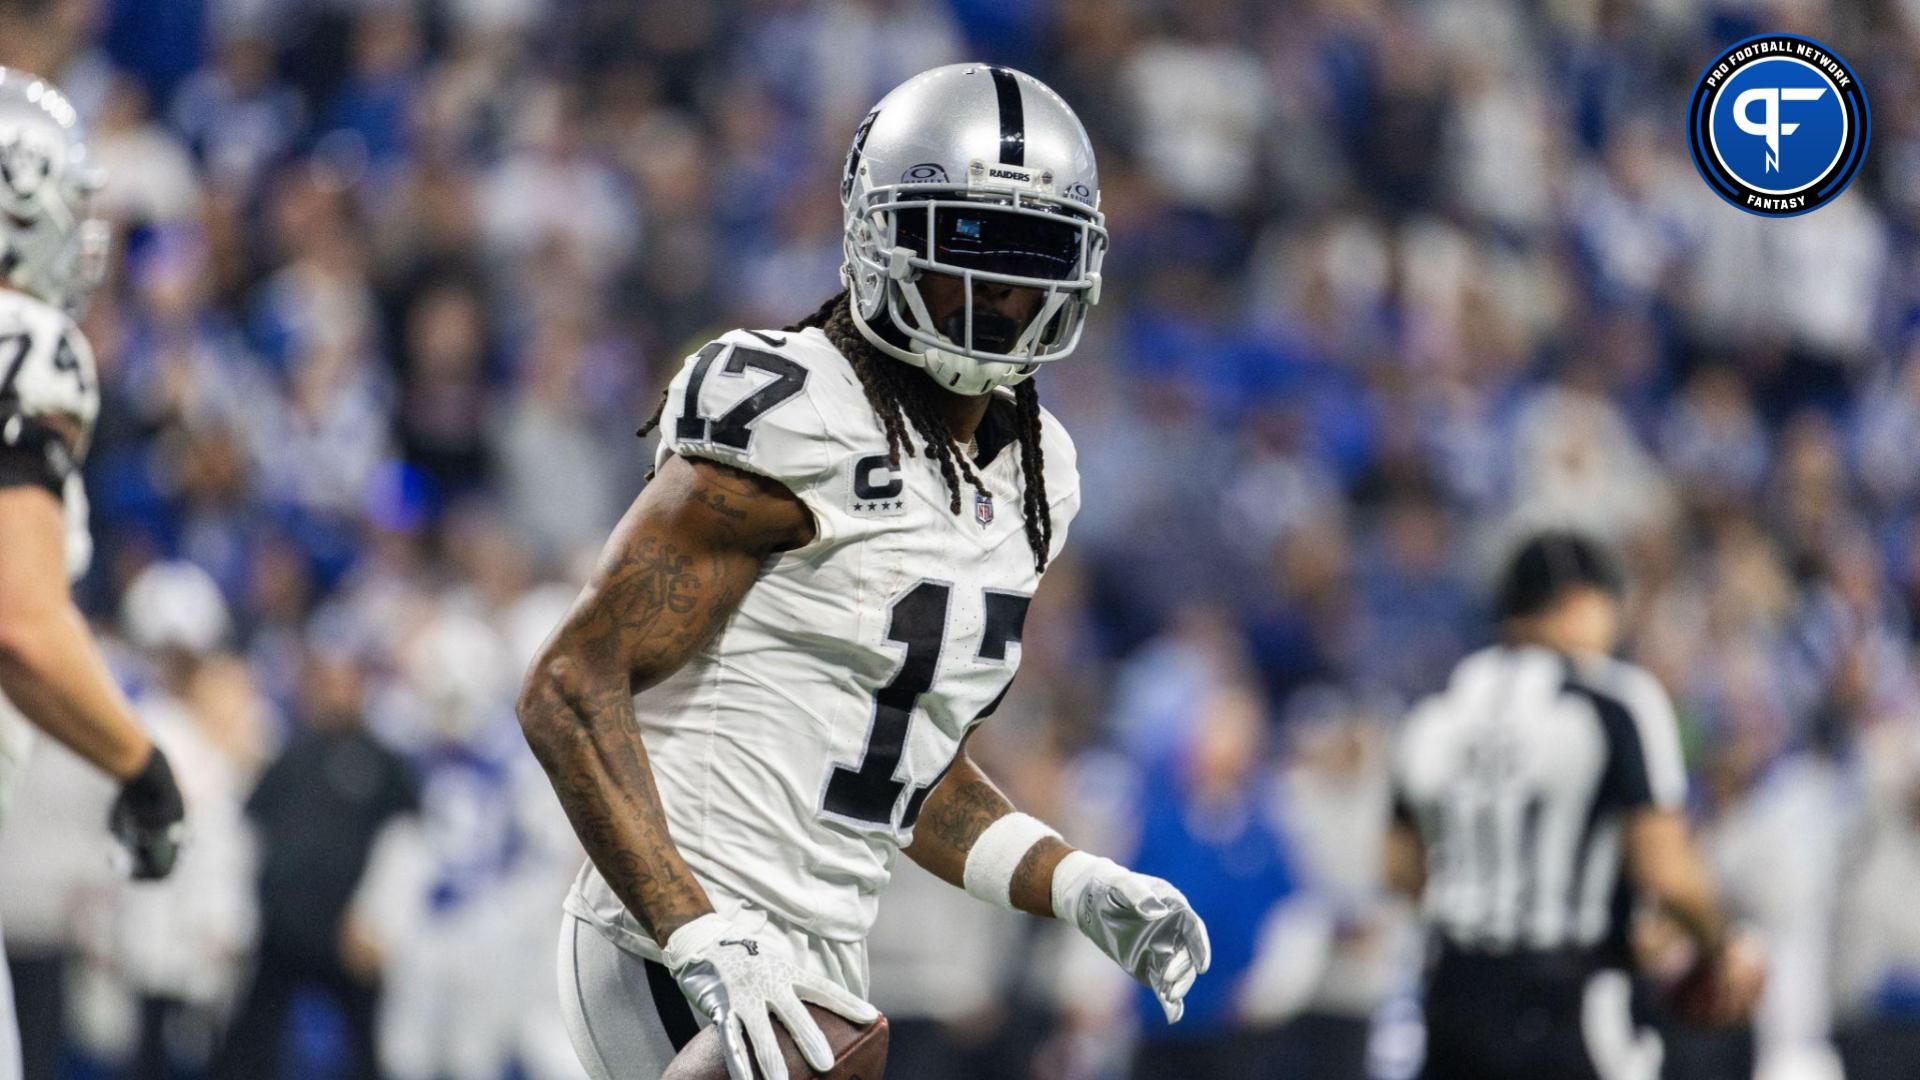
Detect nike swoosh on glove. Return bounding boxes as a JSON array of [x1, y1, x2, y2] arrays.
[[1053, 853, 1212, 1023], [663, 909, 879, 1080]]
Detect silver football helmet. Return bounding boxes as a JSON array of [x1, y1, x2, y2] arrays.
[[841, 64, 1106, 395], [0, 69, 108, 315]]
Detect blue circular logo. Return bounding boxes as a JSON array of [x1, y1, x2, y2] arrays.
[[1688, 34, 1868, 217]]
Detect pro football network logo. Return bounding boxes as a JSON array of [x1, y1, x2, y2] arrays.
[[1688, 34, 1868, 217]]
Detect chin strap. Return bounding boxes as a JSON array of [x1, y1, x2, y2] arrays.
[[849, 280, 1041, 394]]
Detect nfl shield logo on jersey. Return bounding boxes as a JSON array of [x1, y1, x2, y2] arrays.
[[974, 490, 994, 527]]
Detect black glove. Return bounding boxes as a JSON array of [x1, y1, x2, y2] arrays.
[[109, 747, 186, 880]]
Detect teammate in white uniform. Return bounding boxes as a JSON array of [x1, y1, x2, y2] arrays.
[[522, 65, 1211, 1080], [0, 69, 186, 1080]]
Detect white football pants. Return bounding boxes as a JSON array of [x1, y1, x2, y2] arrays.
[[554, 911, 866, 1080]]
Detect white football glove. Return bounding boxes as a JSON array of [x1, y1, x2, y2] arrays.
[[1053, 854, 1212, 1023], [663, 910, 878, 1080]]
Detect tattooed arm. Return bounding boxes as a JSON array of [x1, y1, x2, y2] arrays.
[[903, 732, 1071, 917], [517, 454, 814, 942]]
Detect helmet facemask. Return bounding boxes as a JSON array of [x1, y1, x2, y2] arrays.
[[844, 183, 1107, 395]]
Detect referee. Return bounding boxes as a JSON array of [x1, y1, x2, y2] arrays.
[[1386, 531, 1763, 1080]]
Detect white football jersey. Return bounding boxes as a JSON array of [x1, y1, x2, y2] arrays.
[[0, 288, 101, 828], [566, 325, 1081, 949]]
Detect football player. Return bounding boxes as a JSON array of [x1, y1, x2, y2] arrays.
[[0, 70, 187, 1080], [520, 65, 1211, 1080]]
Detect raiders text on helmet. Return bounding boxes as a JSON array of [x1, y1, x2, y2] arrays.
[[841, 64, 1106, 395]]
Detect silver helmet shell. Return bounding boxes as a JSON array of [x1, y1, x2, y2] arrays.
[[0, 69, 108, 315], [841, 64, 1106, 395]]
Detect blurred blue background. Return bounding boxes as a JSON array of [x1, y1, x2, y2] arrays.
[[3, 0, 1920, 1078]]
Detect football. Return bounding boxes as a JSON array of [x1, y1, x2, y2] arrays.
[[661, 1005, 889, 1080]]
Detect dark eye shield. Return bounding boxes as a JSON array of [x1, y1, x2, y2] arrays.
[[894, 203, 1083, 282]]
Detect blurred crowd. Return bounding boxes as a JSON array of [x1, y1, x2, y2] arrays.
[[3, 0, 1920, 1077]]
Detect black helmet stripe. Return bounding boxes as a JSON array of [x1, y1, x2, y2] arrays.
[[988, 66, 1025, 167]]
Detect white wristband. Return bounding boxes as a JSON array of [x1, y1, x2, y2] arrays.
[[660, 912, 728, 972], [962, 812, 1059, 909], [1049, 849, 1118, 921]]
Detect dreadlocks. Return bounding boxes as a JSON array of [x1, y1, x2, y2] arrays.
[[639, 290, 1054, 572]]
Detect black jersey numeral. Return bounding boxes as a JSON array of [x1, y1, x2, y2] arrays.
[[977, 591, 1032, 662], [674, 343, 807, 451], [824, 581, 1032, 830], [51, 334, 86, 395], [0, 330, 87, 402], [823, 581, 950, 826], [673, 343, 725, 442], [0, 332, 32, 401]]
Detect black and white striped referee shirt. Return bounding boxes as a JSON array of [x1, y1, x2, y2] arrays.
[[1392, 645, 1687, 963]]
